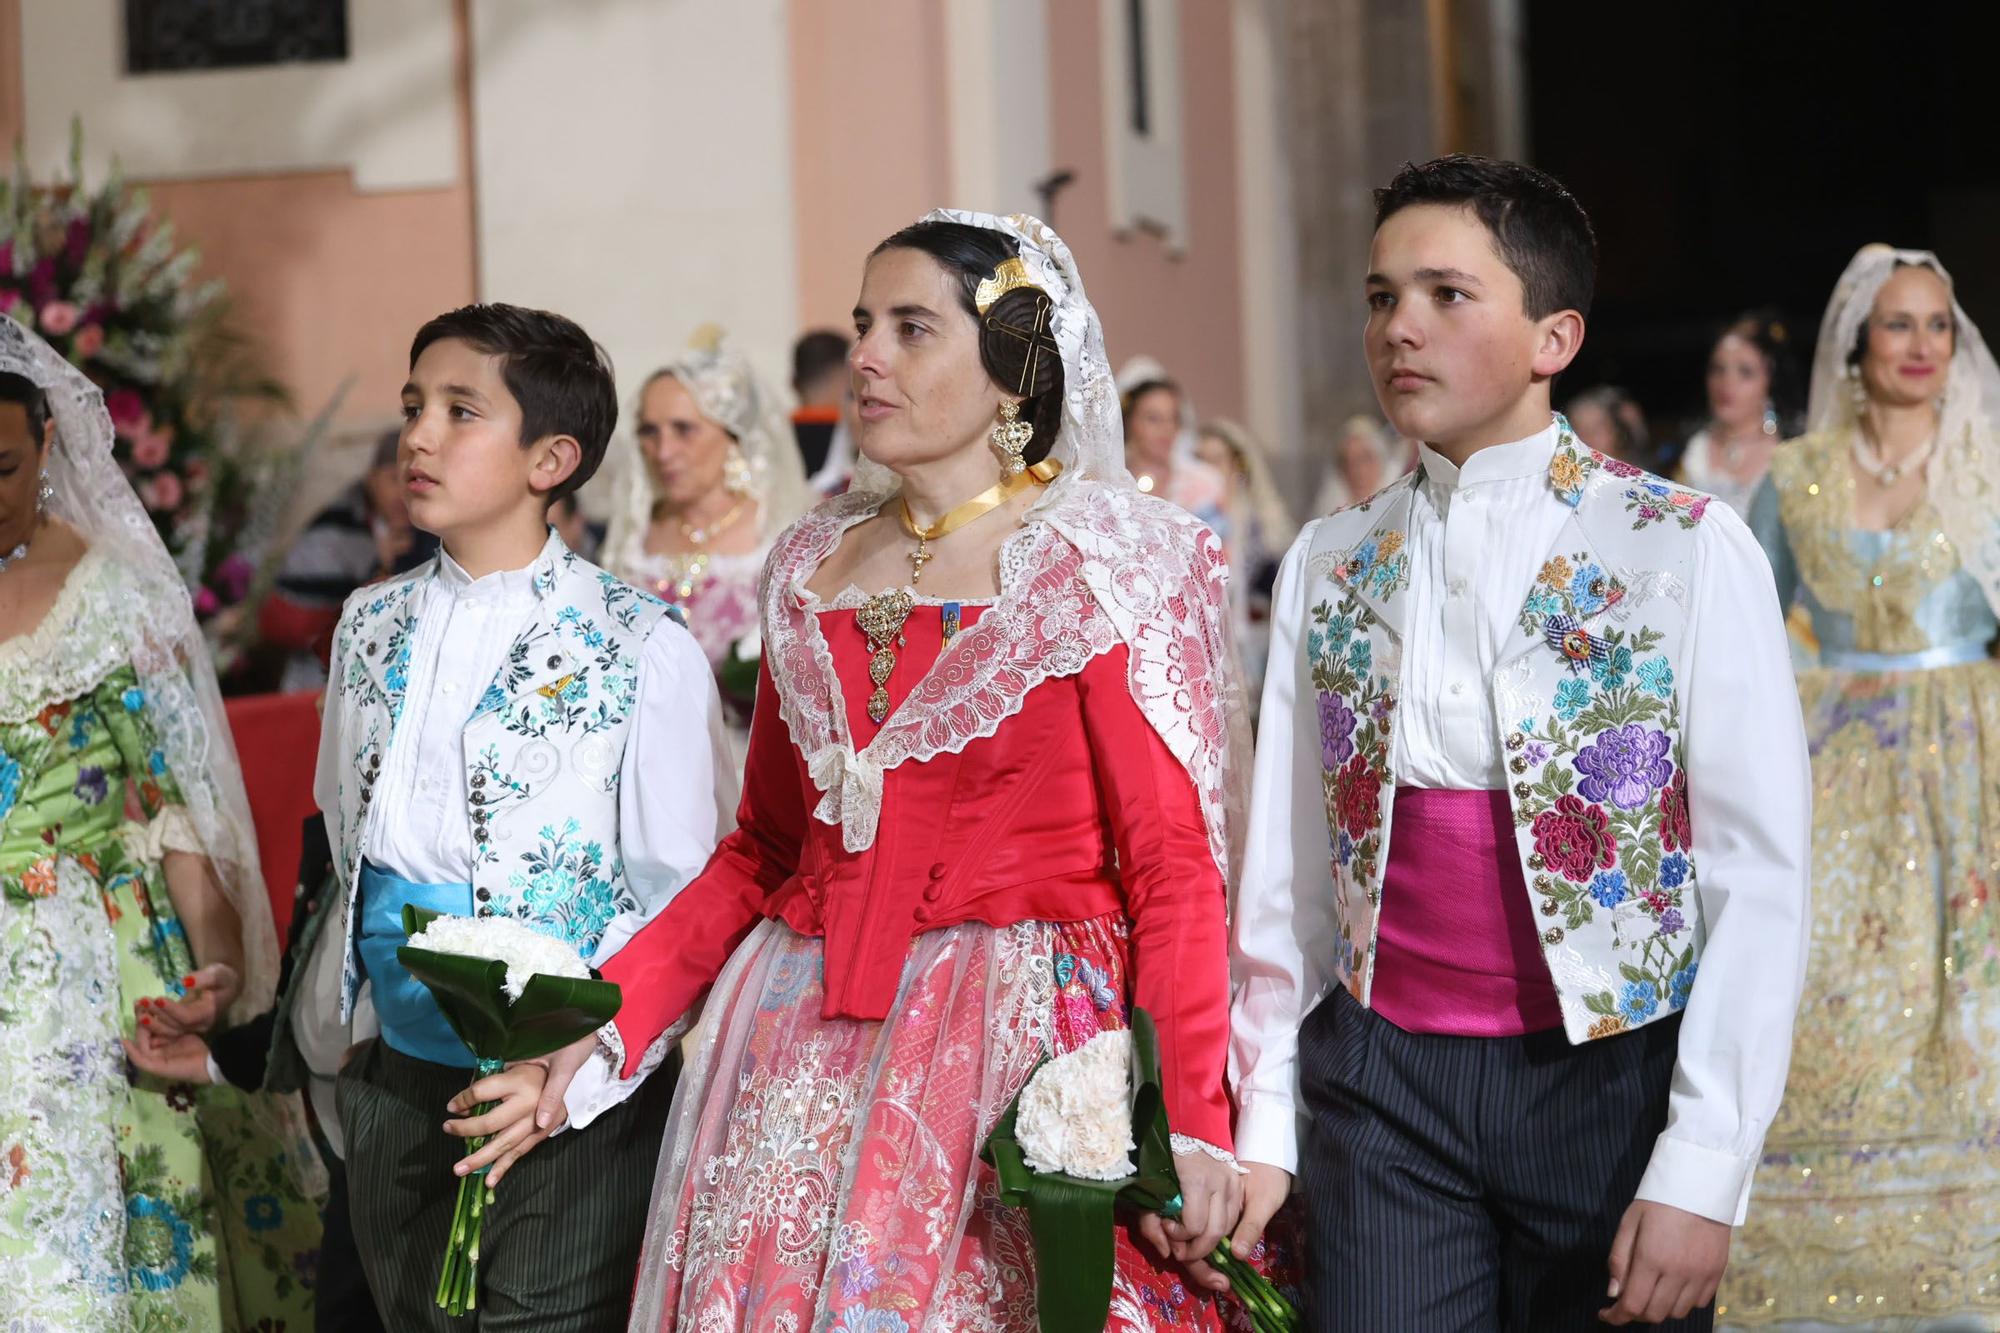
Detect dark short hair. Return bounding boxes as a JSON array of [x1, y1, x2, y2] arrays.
[[409, 303, 618, 504], [1374, 154, 1597, 320], [869, 221, 1064, 466], [792, 330, 850, 395], [0, 370, 49, 444]]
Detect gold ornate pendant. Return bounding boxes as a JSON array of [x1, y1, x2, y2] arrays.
[[857, 588, 915, 723]]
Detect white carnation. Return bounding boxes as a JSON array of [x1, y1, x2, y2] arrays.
[[1014, 1028, 1137, 1182], [405, 914, 591, 1003], [734, 625, 762, 660]]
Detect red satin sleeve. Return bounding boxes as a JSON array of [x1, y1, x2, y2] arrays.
[[1076, 650, 1234, 1152], [602, 658, 806, 1073]]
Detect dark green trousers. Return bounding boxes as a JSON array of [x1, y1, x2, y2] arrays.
[[336, 1038, 677, 1332]]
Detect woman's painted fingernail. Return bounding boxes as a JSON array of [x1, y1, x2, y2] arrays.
[[182, 975, 196, 988]]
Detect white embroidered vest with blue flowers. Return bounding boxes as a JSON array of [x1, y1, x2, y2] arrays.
[[1304, 422, 1716, 1043], [323, 534, 673, 1018]]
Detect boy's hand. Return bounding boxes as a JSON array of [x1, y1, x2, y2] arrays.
[[123, 1029, 217, 1084], [134, 963, 241, 1037], [1599, 1199, 1730, 1325], [445, 1062, 555, 1189], [1230, 1161, 1292, 1260]]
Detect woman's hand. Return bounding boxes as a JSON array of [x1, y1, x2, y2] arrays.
[[123, 1028, 217, 1084], [134, 962, 241, 1037], [1134, 1148, 1245, 1294]]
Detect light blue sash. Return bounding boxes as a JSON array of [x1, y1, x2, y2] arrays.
[[1818, 639, 1990, 674], [357, 862, 476, 1068]]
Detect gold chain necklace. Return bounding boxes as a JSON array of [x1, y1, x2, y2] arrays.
[[857, 459, 1061, 723], [652, 499, 748, 603]]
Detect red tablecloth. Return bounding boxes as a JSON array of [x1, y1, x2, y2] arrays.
[[223, 690, 323, 939]]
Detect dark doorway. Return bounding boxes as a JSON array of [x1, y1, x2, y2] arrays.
[[1525, 4, 1999, 463]]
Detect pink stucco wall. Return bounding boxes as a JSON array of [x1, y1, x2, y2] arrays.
[[0, 0, 478, 425], [1046, 0, 1246, 422], [788, 0, 954, 334]]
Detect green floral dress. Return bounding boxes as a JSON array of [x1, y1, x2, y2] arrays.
[[0, 550, 321, 1331]]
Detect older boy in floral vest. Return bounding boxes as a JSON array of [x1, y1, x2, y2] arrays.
[[1226, 158, 1811, 1330], [316, 304, 732, 1330]]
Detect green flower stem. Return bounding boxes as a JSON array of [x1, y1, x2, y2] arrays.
[[1207, 1242, 1300, 1332], [434, 1059, 504, 1316]]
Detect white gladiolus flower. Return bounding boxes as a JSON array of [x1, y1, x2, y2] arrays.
[[406, 914, 591, 1003], [1014, 1028, 1137, 1182]]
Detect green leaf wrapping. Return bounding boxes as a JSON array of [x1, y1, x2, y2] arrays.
[[395, 905, 622, 1063], [980, 1009, 1182, 1331]]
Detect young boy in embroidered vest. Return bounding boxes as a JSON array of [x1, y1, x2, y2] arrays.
[[315, 303, 733, 1330], [1225, 157, 1811, 1330]]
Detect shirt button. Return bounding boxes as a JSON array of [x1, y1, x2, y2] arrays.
[[442, 682, 457, 697], [1447, 578, 1469, 599], [929, 864, 947, 880], [1450, 681, 1466, 696]]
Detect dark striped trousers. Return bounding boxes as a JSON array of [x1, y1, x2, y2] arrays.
[[1299, 988, 1712, 1332], [337, 1038, 677, 1332]]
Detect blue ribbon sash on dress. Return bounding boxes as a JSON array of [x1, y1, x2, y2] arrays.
[[1818, 638, 1991, 674], [357, 862, 476, 1068]]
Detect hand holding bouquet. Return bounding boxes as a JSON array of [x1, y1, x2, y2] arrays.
[[982, 1009, 1298, 1333], [397, 906, 622, 1315]]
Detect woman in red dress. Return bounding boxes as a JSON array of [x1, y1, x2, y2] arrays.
[[519, 211, 1249, 1331]]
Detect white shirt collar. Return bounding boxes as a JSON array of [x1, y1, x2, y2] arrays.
[[434, 528, 566, 604], [1419, 418, 1560, 505]]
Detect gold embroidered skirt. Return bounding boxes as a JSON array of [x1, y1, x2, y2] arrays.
[[1723, 657, 2000, 1326]]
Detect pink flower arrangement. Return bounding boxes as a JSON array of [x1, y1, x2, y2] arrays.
[[130, 423, 174, 469], [106, 389, 150, 434], [37, 301, 80, 335]]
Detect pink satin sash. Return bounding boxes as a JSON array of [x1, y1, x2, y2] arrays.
[[1369, 787, 1566, 1037]]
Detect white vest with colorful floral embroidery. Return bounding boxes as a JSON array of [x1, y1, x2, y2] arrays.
[[1304, 424, 1715, 1043], [322, 536, 673, 1018]]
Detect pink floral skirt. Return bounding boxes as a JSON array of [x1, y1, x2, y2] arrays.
[[626, 914, 1227, 1332]]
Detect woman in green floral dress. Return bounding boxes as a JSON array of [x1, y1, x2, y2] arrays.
[[0, 317, 321, 1330]]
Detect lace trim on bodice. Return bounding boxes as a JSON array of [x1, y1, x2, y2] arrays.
[[765, 492, 1120, 852], [763, 482, 1245, 892], [0, 550, 129, 725]]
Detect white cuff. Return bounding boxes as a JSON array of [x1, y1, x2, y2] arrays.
[[557, 1017, 687, 1134], [1632, 1133, 1758, 1226], [1233, 1095, 1302, 1177], [203, 1049, 231, 1089]]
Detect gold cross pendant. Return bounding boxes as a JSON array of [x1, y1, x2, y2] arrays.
[[908, 536, 933, 584]]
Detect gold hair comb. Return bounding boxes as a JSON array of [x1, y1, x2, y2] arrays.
[[975, 256, 1037, 315]]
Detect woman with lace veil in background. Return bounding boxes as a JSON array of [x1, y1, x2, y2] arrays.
[[1723, 245, 2000, 1330], [1119, 354, 1228, 531], [1196, 417, 1294, 718], [601, 331, 812, 756], [1676, 309, 1802, 516], [0, 315, 320, 1330], [522, 211, 1253, 1331]]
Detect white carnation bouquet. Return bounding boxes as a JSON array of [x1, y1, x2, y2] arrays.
[[397, 906, 623, 1315], [983, 1009, 1297, 1333]]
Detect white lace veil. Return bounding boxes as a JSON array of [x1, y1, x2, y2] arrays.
[[602, 330, 813, 578], [852, 210, 1252, 888], [1807, 243, 2000, 615], [1, 314, 277, 1018]]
